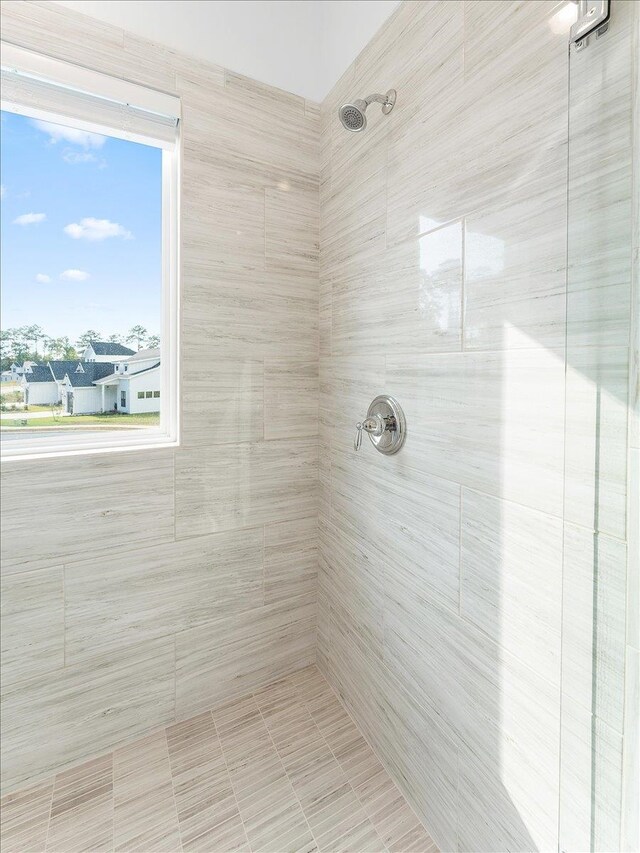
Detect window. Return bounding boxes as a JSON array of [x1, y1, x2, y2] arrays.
[[0, 44, 179, 460]]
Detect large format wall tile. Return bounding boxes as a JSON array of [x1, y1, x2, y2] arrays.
[[460, 488, 563, 686], [386, 347, 566, 515], [1, 637, 175, 794], [463, 160, 567, 351], [175, 439, 318, 538], [65, 529, 264, 663], [329, 448, 461, 612], [181, 267, 318, 361], [175, 598, 316, 718], [0, 567, 64, 687], [331, 222, 463, 356], [0, 0, 320, 797], [182, 358, 264, 447], [264, 359, 319, 440], [0, 450, 175, 573]]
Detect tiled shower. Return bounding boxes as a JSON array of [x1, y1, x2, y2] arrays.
[[0, 2, 638, 853]]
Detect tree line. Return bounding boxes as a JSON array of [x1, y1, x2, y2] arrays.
[[0, 325, 160, 372]]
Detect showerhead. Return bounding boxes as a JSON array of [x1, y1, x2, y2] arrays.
[[339, 100, 368, 132], [338, 89, 396, 133]]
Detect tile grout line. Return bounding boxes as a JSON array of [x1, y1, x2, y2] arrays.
[[163, 727, 185, 853], [252, 694, 322, 853], [208, 713, 251, 853], [293, 678, 391, 853], [43, 776, 56, 853], [307, 665, 438, 852]]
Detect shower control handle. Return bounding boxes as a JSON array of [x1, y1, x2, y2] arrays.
[[353, 396, 406, 455], [354, 414, 387, 451]]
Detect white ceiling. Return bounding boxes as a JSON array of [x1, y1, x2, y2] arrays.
[[53, 0, 401, 102]]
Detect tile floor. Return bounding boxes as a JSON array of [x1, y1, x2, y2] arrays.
[[0, 666, 438, 853]]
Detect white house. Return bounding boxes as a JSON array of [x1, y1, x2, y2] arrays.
[[11, 360, 38, 380], [61, 362, 117, 414], [21, 364, 58, 405], [60, 348, 161, 415], [94, 348, 160, 414], [1, 370, 13, 382], [82, 341, 136, 363], [48, 360, 85, 402]]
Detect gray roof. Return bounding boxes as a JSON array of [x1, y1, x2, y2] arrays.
[[88, 341, 136, 356], [129, 361, 160, 377], [24, 365, 56, 384], [48, 360, 83, 380], [64, 363, 115, 387], [128, 348, 160, 362]]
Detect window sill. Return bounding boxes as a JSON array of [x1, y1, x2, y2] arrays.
[[0, 432, 179, 462]]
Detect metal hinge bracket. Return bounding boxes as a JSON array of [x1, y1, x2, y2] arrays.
[[569, 0, 610, 50]]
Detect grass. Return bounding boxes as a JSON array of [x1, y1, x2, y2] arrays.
[[26, 403, 60, 412], [1, 412, 160, 428]]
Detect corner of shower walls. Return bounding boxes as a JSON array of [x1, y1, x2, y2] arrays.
[[0, 0, 321, 796]]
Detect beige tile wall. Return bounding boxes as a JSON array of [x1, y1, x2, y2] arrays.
[[0, 4, 636, 851], [0, 0, 319, 795], [318, 1, 636, 851]]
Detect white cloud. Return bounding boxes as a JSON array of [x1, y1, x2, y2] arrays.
[[13, 212, 46, 225], [62, 150, 96, 164], [62, 149, 108, 168], [0, 184, 5, 199], [60, 269, 90, 281], [32, 119, 106, 149], [35, 273, 51, 283], [64, 217, 133, 242]]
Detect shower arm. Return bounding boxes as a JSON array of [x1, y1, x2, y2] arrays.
[[363, 93, 393, 107]]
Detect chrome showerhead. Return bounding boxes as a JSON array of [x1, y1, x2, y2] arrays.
[[338, 89, 396, 133], [339, 100, 368, 132]]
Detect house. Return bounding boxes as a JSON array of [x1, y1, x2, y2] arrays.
[[1, 370, 13, 382], [11, 360, 38, 380], [60, 349, 161, 415], [83, 341, 136, 363], [61, 363, 115, 414], [48, 360, 85, 402], [94, 348, 160, 414], [21, 364, 58, 405]]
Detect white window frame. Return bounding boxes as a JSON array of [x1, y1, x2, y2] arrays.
[[0, 45, 181, 461]]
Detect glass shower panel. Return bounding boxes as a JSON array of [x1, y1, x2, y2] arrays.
[[560, 1, 638, 851]]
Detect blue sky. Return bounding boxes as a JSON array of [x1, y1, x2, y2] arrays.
[[1, 110, 162, 344]]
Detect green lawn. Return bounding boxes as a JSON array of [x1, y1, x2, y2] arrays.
[[1, 412, 160, 428], [25, 403, 60, 412]]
